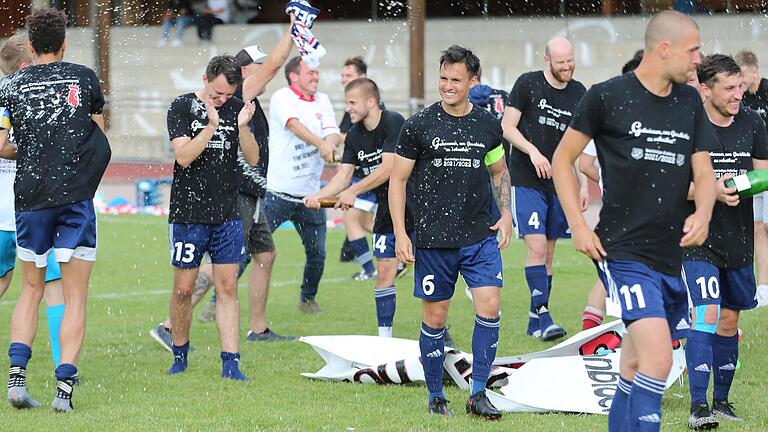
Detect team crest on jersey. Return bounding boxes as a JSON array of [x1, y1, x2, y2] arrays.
[[67, 84, 81, 108], [676, 154, 685, 166], [316, 112, 322, 120], [472, 159, 481, 169], [631, 147, 644, 160], [433, 158, 443, 167], [538, 116, 546, 125]]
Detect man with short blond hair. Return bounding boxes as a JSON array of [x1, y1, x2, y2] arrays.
[[0, 35, 33, 75]]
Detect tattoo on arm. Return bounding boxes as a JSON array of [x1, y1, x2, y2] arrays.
[[492, 170, 512, 213]]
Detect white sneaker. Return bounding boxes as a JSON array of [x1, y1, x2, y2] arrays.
[[157, 39, 168, 47], [171, 39, 182, 48]]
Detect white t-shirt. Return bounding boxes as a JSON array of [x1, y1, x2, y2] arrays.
[[267, 87, 339, 197], [582, 139, 603, 193], [0, 157, 16, 231], [207, 0, 229, 22]]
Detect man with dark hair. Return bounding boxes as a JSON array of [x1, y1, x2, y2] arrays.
[[165, 54, 258, 381], [304, 77, 407, 336], [469, 67, 508, 121], [553, 10, 717, 431], [734, 49, 768, 305], [682, 53, 768, 429], [266, 56, 340, 314], [0, 34, 67, 371], [502, 36, 587, 342], [150, 19, 297, 350], [390, 45, 512, 419], [0, 7, 112, 412], [622, 50, 644, 74]]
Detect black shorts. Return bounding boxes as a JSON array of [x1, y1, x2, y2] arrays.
[[238, 193, 275, 255]]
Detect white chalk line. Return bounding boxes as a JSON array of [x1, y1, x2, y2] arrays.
[[0, 276, 356, 307]]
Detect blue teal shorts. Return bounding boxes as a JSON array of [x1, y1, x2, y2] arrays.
[[0, 230, 62, 282]]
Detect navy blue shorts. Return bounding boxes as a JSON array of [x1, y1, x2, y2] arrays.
[[372, 231, 414, 259], [596, 259, 689, 340], [169, 220, 245, 269], [512, 186, 570, 239], [683, 260, 757, 311], [413, 236, 503, 301], [15, 200, 97, 267]]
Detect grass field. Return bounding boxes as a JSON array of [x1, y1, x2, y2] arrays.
[[0, 213, 767, 431]]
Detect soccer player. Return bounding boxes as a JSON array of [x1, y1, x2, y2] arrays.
[[265, 56, 340, 314], [150, 20, 296, 347], [0, 8, 112, 412], [0, 35, 67, 367], [390, 45, 512, 419], [502, 36, 586, 341], [734, 50, 768, 304], [682, 54, 768, 429], [166, 55, 258, 380], [336, 56, 377, 276], [552, 11, 718, 431], [579, 51, 644, 330], [304, 77, 406, 336]]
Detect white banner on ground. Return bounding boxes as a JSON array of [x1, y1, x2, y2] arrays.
[[299, 321, 685, 415], [489, 345, 686, 415]]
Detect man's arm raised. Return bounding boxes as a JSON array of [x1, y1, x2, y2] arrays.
[[240, 16, 295, 102]]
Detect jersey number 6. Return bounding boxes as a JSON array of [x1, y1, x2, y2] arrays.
[[422, 274, 435, 296]]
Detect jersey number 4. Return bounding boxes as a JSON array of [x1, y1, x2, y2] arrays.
[[173, 242, 196, 264], [528, 212, 540, 230], [374, 235, 387, 254]]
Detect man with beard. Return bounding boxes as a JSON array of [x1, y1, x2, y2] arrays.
[[682, 54, 768, 429], [553, 11, 717, 431], [502, 37, 586, 341]]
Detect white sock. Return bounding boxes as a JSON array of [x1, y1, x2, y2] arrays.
[[378, 326, 393, 338]]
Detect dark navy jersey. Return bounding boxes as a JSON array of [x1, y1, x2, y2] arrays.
[[0, 62, 111, 211], [167, 93, 244, 224], [570, 72, 719, 275], [396, 102, 504, 248], [507, 71, 586, 194], [684, 107, 768, 268]]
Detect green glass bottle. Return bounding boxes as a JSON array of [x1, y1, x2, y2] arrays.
[[724, 169, 768, 199]]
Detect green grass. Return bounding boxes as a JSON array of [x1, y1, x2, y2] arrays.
[[0, 213, 767, 430]]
